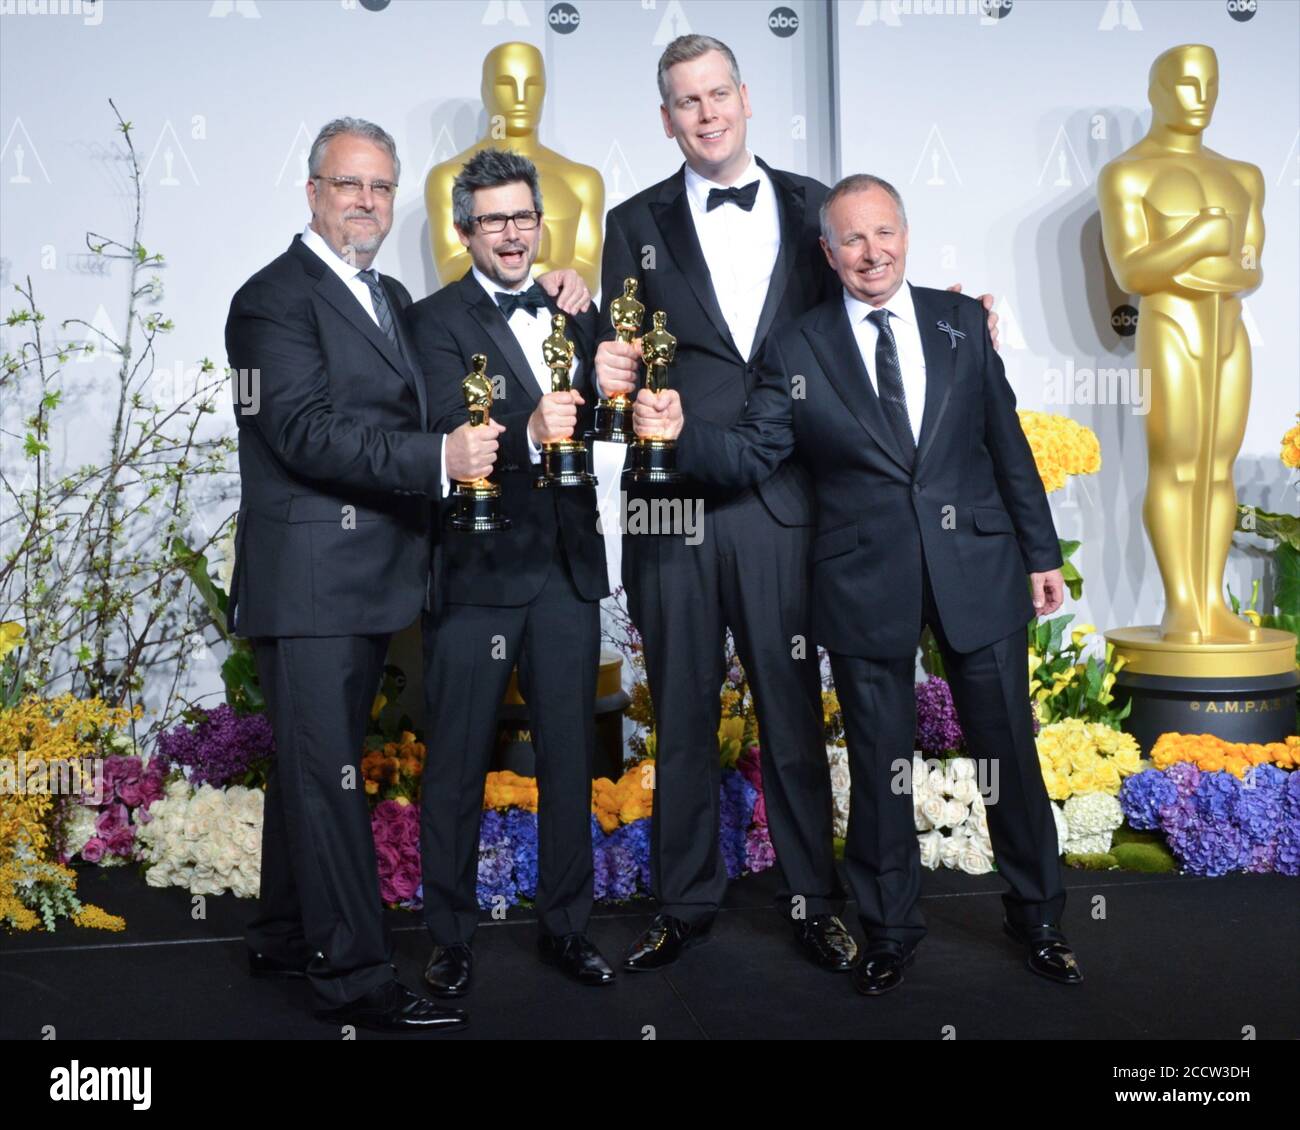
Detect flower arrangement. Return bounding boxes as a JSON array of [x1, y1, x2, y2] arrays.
[[361, 731, 425, 802], [59, 750, 168, 866], [371, 797, 421, 905], [1035, 718, 1142, 800], [1017, 411, 1101, 495], [135, 779, 263, 897], [155, 704, 273, 788], [1121, 760, 1300, 876], [590, 765, 653, 833], [915, 676, 964, 755], [913, 756, 996, 874], [1028, 620, 1131, 727], [1281, 413, 1300, 470], [1, 694, 136, 931], [1150, 732, 1300, 778]]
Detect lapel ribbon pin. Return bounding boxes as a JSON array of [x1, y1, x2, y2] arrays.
[[936, 320, 966, 350]]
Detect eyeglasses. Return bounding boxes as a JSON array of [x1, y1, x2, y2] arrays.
[[471, 210, 542, 233], [313, 175, 398, 200]]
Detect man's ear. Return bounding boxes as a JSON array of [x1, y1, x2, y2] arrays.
[[660, 104, 675, 140], [819, 236, 835, 270], [457, 227, 471, 251]]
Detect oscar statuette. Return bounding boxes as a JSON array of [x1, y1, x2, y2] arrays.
[[589, 277, 642, 444], [451, 353, 511, 532], [623, 310, 681, 484], [534, 313, 597, 489]]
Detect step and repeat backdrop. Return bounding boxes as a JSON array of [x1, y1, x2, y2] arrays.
[[1, 0, 1296, 711]]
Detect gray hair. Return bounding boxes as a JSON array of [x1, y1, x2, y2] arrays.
[[307, 117, 401, 182], [451, 149, 544, 234], [657, 34, 743, 106], [819, 174, 908, 241]]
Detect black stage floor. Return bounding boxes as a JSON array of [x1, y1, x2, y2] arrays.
[[2, 864, 1296, 1041]]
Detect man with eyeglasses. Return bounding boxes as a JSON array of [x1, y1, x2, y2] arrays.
[[406, 148, 614, 997]]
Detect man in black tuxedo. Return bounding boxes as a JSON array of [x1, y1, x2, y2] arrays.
[[634, 174, 1083, 995], [406, 149, 616, 996], [225, 119, 506, 1031], [597, 35, 997, 973]]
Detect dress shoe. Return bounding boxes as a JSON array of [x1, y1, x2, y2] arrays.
[[1003, 918, 1084, 985], [851, 945, 917, 996], [315, 979, 467, 1033], [538, 933, 616, 986], [622, 913, 711, 971], [424, 943, 473, 998], [793, 914, 859, 971], [248, 948, 313, 979]]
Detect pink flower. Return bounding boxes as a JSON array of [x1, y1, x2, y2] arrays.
[[399, 814, 421, 849], [391, 864, 420, 902], [81, 837, 106, 863], [106, 827, 135, 856], [118, 780, 144, 808], [95, 803, 128, 837], [374, 840, 401, 877]]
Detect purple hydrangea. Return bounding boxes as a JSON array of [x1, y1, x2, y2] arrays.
[[1119, 769, 1180, 831], [719, 771, 758, 879], [915, 677, 964, 756]]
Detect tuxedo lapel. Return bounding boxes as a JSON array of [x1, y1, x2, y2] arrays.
[[649, 171, 742, 360], [748, 159, 803, 366], [805, 298, 913, 477], [462, 274, 541, 409], [910, 286, 960, 474]]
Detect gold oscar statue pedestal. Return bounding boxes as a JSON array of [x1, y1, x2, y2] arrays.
[[495, 652, 630, 780], [1096, 45, 1297, 751], [1105, 628, 1298, 753]]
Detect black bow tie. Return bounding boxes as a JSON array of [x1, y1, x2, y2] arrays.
[[495, 283, 547, 319], [706, 181, 760, 212]]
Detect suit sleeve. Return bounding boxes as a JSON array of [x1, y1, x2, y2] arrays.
[[413, 307, 535, 474], [980, 310, 1063, 574], [226, 279, 442, 496], [677, 333, 795, 489]]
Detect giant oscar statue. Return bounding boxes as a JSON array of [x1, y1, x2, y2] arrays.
[[1098, 44, 1297, 748], [425, 41, 605, 293]]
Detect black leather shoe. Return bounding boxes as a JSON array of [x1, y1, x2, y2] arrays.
[[248, 948, 313, 979], [793, 914, 859, 971], [622, 914, 711, 971], [538, 933, 616, 986], [1003, 918, 1084, 985], [851, 946, 917, 996], [315, 979, 467, 1032], [424, 943, 473, 998]]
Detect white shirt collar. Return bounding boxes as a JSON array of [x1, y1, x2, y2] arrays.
[[471, 263, 536, 300], [843, 279, 918, 328], [683, 152, 765, 213], [301, 224, 368, 284]]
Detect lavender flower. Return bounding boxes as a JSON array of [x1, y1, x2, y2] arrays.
[[915, 677, 964, 755]]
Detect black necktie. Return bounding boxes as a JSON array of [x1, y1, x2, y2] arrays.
[[495, 283, 547, 319], [705, 181, 760, 212], [358, 268, 400, 348], [867, 308, 915, 468]]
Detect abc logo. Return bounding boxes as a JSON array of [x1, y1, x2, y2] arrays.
[[768, 6, 800, 36], [980, 0, 1015, 17], [1111, 304, 1139, 337], [548, 2, 581, 33], [1226, 0, 1257, 20], [358, 0, 390, 9]]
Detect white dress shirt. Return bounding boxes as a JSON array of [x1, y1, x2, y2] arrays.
[[301, 224, 382, 324], [843, 281, 928, 446], [683, 152, 781, 362]]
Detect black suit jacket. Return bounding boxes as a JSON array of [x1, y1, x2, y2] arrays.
[[677, 285, 1063, 658], [599, 158, 837, 524], [224, 234, 441, 638], [406, 271, 609, 608]]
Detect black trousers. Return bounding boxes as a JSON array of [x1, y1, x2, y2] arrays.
[[829, 554, 1066, 952], [622, 487, 842, 925], [420, 546, 600, 945], [249, 634, 394, 1010]]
